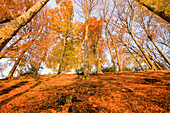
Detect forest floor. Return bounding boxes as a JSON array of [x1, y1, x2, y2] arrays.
[[0, 70, 169, 113]]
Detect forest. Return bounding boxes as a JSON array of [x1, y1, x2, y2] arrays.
[[0, 0, 169, 112]]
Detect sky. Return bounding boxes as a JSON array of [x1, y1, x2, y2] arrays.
[[47, 0, 57, 8]]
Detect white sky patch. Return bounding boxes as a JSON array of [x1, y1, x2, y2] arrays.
[[47, 0, 57, 8], [38, 62, 54, 75], [0, 58, 14, 77]]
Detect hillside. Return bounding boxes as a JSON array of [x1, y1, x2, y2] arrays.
[[0, 71, 169, 112]]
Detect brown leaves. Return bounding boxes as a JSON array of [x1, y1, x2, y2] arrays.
[[0, 71, 169, 112]]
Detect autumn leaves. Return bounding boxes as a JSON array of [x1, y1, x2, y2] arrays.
[[0, 0, 169, 79]]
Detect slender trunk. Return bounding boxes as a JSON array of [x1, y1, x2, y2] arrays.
[[121, 42, 145, 71], [7, 37, 36, 78], [135, 0, 170, 22], [129, 30, 157, 70], [0, 0, 49, 52], [109, 34, 121, 71], [105, 29, 117, 71], [129, 45, 152, 69], [156, 61, 167, 70], [114, 44, 121, 71], [149, 55, 163, 70], [129, 50, 145, 71], [58, 37, 67, 75], [96, 36, 103, 74], [146, 44, 163, 70], [7, 55, 24, 78], [63, 65, 67, 74], [83, 10, 89, 79], [148, 36, 170, 66], [0, 37, 22, 59], [33, 48, 47, 76]]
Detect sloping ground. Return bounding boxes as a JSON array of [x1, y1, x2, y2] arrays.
[[0, 71, 169, 113]]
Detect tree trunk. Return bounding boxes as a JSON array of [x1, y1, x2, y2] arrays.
[[7, 37, 36, 78], [129, 30, 157, 70], [95, 36, 103, 74], [148, 36, 170, 66], [109, 33, 121, 71], [113, 44, 122, 71], [129, 45, 152, 69], [63, 64, 67, 74], [58, 37, 67, 75], [105, 29, 117, 71], [33, 48, 47, 76], [121, 41, 145, 71], [149, 55, 163, 70], [7, 47, 28, 78], [0, 37, 22, 59], [0, 0, 49, 52], [7, 56, 23, 78], [146, 44, 163, 70], [83, 9, 90, 79], [135, 0, 170, 22]]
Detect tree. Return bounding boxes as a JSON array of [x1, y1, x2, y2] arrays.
[[114, 0, 157, 70], [99, 0, 117, 71], [135, 9, 170, 66], [7, 36, 37, 78], [6, 6, 51, 78], [46, 0, 75, 75], [74, 0, 99, 79], [119, 37, 145, 70], [0, 0, 50, 52], [87, 17, 104, 74]]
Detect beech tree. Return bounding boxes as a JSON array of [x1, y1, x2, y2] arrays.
[[7, 36, 37, 78], [118, 34, 145, 70], [74, 0, 99, 79]]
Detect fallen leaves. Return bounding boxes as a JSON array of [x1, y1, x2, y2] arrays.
[[0, 71, 169, 112]]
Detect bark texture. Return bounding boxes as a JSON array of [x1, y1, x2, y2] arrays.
[[83, 18, 90, 79]]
